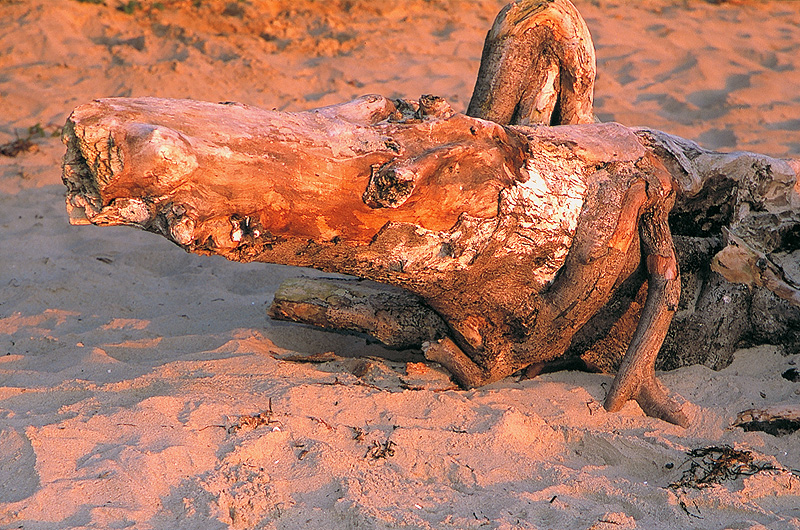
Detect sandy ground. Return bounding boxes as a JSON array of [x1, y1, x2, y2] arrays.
[[1, 0, 799, 528]]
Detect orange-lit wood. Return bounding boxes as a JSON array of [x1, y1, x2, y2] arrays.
[[61, 0, 800, 427]]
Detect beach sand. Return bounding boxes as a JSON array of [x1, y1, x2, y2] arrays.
[[1, 1, 799, 528]]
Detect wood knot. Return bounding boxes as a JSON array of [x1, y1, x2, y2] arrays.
[[362, 164, 417, 208], [416, 95, 454, 120]]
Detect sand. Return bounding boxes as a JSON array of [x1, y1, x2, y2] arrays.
[[1, 0, 799, 528]]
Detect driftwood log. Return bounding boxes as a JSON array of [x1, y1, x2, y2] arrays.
[[734, 404, 800, 436], [61, 0, 800, 426]]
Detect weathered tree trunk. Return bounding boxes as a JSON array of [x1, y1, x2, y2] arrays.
[[61, 0, 800, 426], [62, 94, 693, 424]]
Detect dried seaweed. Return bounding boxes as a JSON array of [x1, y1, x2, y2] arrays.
[[1, 123, 62, 157], [350, 426, 366, 441], [669, 445, 783, 490], [366, 439, 396, 459], [0, 137, 37, 157], [227, 398, 279, 434], [667, 444, 800, 519]]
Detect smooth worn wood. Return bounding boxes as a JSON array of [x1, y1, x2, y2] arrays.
[[468, 0, 596, 126], [61, 0, 800, 426]]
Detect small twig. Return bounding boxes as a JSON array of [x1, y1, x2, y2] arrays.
[[354, 380, 384, 391], [276, 351, 341, 363], [398, 377, 459, 392], [678, 497, 703, 519], [198, 424, 228, 432], [398, 378, 425, 391], [586, 400, 602, 415], [308, 416, 334, 431], [320, 377, 383, 391]]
